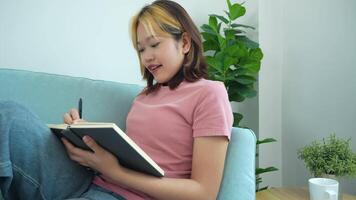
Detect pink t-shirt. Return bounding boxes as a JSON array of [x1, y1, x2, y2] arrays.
[[93, 79, 233, 199]]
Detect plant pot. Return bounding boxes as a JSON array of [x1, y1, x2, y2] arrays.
[[320, 174, 342, 200]]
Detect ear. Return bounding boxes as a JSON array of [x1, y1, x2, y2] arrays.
[[181, 32, 191, 54]]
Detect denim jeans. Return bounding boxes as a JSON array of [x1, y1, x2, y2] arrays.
[[0, 101, 125, 200]]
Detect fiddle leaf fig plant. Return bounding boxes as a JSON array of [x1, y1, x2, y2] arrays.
[[201, 0, 277, 192], [200, 0, 262, 127]]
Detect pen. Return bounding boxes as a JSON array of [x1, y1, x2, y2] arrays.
[[78, 98, 82, 119]]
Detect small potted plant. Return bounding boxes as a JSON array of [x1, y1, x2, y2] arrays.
[[298, 133, 356, 178]]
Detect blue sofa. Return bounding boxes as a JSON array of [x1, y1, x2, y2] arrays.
[[0, 68, 256, 200]]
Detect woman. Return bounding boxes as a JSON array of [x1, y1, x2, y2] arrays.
[[0, 1, 232, 199]]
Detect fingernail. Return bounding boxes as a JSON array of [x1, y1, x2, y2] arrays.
[[83, 136, 90, 143]]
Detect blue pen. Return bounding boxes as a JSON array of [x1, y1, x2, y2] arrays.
[[78, 98, 82, 119]]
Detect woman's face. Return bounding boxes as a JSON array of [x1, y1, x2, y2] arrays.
[[136, 22, 189, 84]]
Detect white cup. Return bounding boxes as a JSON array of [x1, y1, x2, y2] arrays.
[[309, 178, 339, 200]]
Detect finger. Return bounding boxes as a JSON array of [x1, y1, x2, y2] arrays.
[[68, 154, 84, 163], [83, 136, 102, 154], [78, 162, 90, 167], [63, 113, 73, 124], [61, 137, 75, 150], [62, 137, 94, 163], [70, 108, 80, 121], [62, 138, 85, 156], [73, 118, 86, 124]]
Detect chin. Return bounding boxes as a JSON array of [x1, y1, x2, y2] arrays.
[[154, 76, 170, 84]]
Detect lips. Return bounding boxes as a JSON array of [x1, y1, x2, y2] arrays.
[[147, 64, 162, 74]]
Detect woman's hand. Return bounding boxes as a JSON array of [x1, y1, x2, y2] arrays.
[[61, 136, 122, 175], [63, 108, 86, 124]]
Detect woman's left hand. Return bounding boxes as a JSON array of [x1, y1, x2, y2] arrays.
[[61, 136, 121, 175]]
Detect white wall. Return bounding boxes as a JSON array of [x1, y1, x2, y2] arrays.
[[260, 0, 356, 194], [0, 0, 258, 83], [0, 0, 151, 85], [0, 0, 259, 131], [258, 0, 283, 188]]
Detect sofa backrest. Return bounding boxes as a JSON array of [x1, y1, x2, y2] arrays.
[[0, 68, 142, 130]]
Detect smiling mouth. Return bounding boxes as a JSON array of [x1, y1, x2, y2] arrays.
[[147, 64, 162, 73]]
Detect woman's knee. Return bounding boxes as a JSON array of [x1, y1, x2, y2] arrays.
[[0, 100, 33, 118], [0, 101, 41, 128]]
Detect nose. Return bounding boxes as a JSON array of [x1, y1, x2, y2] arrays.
[[141, 50, 154, 64]]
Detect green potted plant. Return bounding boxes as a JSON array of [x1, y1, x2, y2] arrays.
[[298, 133, 356, 178], [200, 0, 278, 192]]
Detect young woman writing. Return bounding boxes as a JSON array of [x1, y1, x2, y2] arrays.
[[0, 1, 232, 199]]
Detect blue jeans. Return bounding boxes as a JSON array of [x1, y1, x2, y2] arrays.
[[0, 101, 125, 200]]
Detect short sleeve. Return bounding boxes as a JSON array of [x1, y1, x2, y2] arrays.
[[192, 81, 233, 139]]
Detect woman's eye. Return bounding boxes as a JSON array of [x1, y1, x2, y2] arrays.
[[151, 42, 160, 48], [138, 48, 145, 53]]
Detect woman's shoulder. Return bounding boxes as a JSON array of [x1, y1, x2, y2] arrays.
[[185, 79, 227, 93], [135, 79, 227, 100]]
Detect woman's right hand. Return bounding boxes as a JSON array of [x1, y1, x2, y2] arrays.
[[63, 108, 86, 124]]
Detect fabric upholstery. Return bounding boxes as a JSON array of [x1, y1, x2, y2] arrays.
[[0, 68, 256, 200]]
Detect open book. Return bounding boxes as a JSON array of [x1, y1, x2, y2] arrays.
[[48, 122, 164, 177]]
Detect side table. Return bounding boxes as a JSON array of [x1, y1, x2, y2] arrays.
[[256, 187, 356, 200]]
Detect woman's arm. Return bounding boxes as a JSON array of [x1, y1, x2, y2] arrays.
[[62, 136, 228, 200], [109, 136, 228, 200]]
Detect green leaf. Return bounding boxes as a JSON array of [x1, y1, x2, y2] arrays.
[[257, 138, 277, 145], [214, 74, 226, 81], [236, 36, 259, 49], [257, 186, 269, 192], [224, 43, 239, 57], [231, 23, 255, 29], [226, 0, 232, 8], [233, 42, 249, 58], [235, 67, 249, 75], [242, 62, 261, 73], [256, 176, 262, 184], [210, 14, 229, 24], [249, 48, 263, 61], [228, 81, 256, 100], [206, 56, 223, 73], [238, 85, 257, 98], [217, 22, 222, 33], [229, 3, 246, 21], [224, 29, 236, 41], [224, 27, 246, 33], [224, 73, 236, 81], [203, 40, 219, 52], [256, 167, 279, 175], [224, 10, 230, 20], [223, 55, 236, 71], [236, 75, 256, 85], [209, 16, 218, 32], [200, 24, 216, 35], [228, 90, 245, 102], [201, 32, 216, 42], [233, 112, 243, 127], [217, 35, 226, 49]]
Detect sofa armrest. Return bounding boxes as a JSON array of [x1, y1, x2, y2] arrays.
[[218, 127, 256, 200]]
